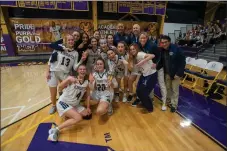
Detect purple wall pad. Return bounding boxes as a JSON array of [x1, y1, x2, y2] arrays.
[[154, 85, 227, 148], [27, 123, 115, 151]]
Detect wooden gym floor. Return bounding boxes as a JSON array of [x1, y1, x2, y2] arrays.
[[1, 64, 225, 151]]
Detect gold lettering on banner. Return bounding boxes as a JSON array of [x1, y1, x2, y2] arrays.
[[39, 1, 44, 7]]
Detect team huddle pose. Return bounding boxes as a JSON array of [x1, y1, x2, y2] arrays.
[[46, 24, 173, 141]]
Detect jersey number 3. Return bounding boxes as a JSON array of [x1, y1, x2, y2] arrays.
[[61, 57, 70, 67]]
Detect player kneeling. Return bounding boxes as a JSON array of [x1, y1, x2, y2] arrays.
[[48, 64, 91, 141], [89, 58, 118, 116]]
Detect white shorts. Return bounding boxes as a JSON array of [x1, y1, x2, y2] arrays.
[[91, 90, 113, 103], [47, 71, 69, 87], [56, 100, 85, 117], [115, 71, 125, 79], [129, 67, 140, 76]]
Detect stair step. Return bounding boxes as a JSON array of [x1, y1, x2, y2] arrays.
[[200, 51, 227, 56], [198, 55, 219, 61]]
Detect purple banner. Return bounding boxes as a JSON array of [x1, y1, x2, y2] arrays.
[[18, 1, 38, 8], [73, 1, 89, 11], [131, 2, 143, 14], [56, 1, 72, 10], [118, 2, 131, 13], [144, 2, 155, 15], [0, 1, 17, 7], [38, 1, 56, 9], [156, 7, 165, 15], [1, 35, 16, 56]]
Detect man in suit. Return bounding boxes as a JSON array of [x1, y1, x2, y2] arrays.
[[160, 35, 186, 112]]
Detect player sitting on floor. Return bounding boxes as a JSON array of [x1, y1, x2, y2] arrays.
[[48, 64, 91, 141]]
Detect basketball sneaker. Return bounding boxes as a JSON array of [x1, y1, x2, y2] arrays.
[[131, 98, 141, 107], [48, 127, 59, 141], [122, 93, 127, 103], [108, 104, 113, 116], [161, 104, 167, 111], [127, 94, 133, 102], [114, 93, 120, 102], [49, 106, 56, 114]]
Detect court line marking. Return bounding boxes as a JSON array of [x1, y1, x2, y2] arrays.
[[1, 115, 54, 147], [1, 97, 50, 122], [23, 97, 50, 112], [1, 106, 25, 136], [1, 97, 50, 135], [1, 106, 25, 111]]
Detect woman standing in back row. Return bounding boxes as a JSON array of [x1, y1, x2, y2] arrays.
[[128, 43, 157, 113]]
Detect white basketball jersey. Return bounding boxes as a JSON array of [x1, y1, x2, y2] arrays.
[[100, 51, 108, 61], [136, 52, 156, 76], [108, 55, 125, 75], [86, 48, 100, 66], [93, 70, 110, 92], [60, 80, 88, 105], [50, 49, 79, 73]]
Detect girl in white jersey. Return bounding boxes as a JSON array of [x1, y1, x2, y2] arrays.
[[128, 43, 157, 113], [114, 41, 129, 102], [99, 38, 109, 67], [107, 49, 128, 102], [85, 37, 100, 74], [48, 64, 91, 141], [89, 58, 118, 116], [46, 34, 84, 114], [106, 34, 117, 50]]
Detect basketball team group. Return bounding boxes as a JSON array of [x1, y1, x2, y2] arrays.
[[46, 23, 186, 141]]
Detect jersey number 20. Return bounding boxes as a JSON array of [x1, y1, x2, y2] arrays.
[[97, 84, 105, 91]]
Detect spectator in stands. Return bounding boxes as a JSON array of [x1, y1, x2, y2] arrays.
[[113, 23, 130, 46], [159, 35, 186, 113], [130, 24, 141, 44]]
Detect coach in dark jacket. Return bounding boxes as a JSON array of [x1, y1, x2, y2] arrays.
[[137, 32, 168, 111], [160, 35, 186, 112], [113, 23, 130, 46], [138, 32, 161, 67]]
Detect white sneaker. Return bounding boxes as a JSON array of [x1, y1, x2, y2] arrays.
[[48, 128, 59, 141], [123, 94, 127, 103], [48, 127, 59, 135], [49, 106, 56, 114], [108, 104, 113, 116], [115, 95, 119, 102], [161, 104, 167, 111]]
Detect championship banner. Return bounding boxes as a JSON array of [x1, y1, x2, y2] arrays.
[[56, 1, 73, 10], [131, 1, 143, 14], [143, 1, 155, 15], [118, 2, 131, 13], [155, 2, 166, 15], [73, 1, 89, 11], [9, 18, 93, 54], [18, 1, 38, 8], [103, 2, 117, 13], [98, 20, 159, 39], [38, 1, 56, 10], [0, 1, 17, 7], [0, 1, 89, 11]]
